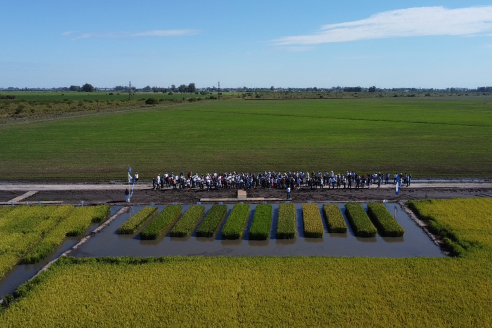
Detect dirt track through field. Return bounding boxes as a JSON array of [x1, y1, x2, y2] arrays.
[[1, 182, 492, 205], [1, 182, 492, 191]]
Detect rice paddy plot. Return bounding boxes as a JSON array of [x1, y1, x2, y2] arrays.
[[0, 206, 123, 298], [69, 203, 443, 258]]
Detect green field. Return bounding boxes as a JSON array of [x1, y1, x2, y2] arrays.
[[2, 198, 492, 326], [1, 96, 492, 180]]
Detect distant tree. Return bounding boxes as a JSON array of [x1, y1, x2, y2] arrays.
[[369, 86, 376, 93], [142, 86, 151, 92], [69, 85, 81, 92], [82, 83, 95, 92], [187, 83, 196, 93], [178, 84, 187, 93], [270, 86, 274, 91], [171, 85, 177, 92]]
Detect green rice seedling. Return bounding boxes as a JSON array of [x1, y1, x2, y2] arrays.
[[24, 206, 107, 263], [249, 204, 273, 240], [367, 203, 405, 237], [323, 204, 347, 233], [140, 205, 182, 240], [117, 207, 157, 234], [196, 205, 228, 238], [221, 204, 250, 240], [277, 203, 297, 239], [344, 203, 377, 237], [170, 205, 205, 237], [302, 204, 324, 238]]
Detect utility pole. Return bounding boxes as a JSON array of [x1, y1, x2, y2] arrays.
[[129, 81, 132, 100], [218, 81, 221, 101]]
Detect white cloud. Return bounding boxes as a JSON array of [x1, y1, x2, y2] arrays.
[[272, 6, 492, 45], [63, 29, 199, 40]]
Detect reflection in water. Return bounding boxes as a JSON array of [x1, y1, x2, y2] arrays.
[[355, 237, 377, 243], [248, 240, 269, 247], [381, 236, 404, 243], [196, 237, 215, 243], [305, 237, 324, 244], [329, 233, 348, 239], [170, 236, 192, 242], [221, 239, 242, 246], [275, 238, 297, 246]]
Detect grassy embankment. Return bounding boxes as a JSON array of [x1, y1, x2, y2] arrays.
[[0, 97, 492, 179], [1, 198, 492, 326]]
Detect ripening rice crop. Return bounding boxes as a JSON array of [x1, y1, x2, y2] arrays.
[[302, 204, 324, 238], [409, 198, 492, 256], [5, 254, 492, 327], [196, 205, 228, 238], [170, 205, 205, 237], [367, 203, 404, 237], [248, 204, 273, 240], [0, 205, 74, 279], [322, 204, 347, 233], [276, 203, 296, 239], [118, 207, 157, 234], [24, 205, 108, 263], [140, 205, 182, 240], [344, 203, 377, 237], [221, 204, 250, 240]]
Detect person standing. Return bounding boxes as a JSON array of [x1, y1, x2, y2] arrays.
[[287, 186, 291, 199], [135, 172, 139, 183], [125, 188, 130, 203]]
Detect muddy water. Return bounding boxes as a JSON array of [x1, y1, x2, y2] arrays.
[[71, 203, 443, 258], [0, 206, 123, 298]]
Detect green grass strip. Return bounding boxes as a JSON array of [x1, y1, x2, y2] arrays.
[[344, 203, 378, 237], [221, 204, 250, 240], [140, 205, 182, 240], [249, 204, 273, 240], [196, 205, 228, 238], [302, 204, 324, 238], [24, 206, 108, 263], [323, 204, 347, 233], [276, 203, 297, 239], [170, 205, 205, 237], [117, 207, 157, 234], [367, 203, 405, 237]]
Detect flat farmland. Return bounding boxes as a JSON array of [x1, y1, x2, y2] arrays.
[[0, 97, 492, 180]]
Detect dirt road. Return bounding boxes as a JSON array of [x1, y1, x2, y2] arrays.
[[1, 182, 492, 205]]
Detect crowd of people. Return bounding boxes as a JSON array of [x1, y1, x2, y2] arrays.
[[148, 171, 412, 191]]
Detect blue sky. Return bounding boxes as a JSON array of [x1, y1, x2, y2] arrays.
[[1, 0, 491, 89]]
